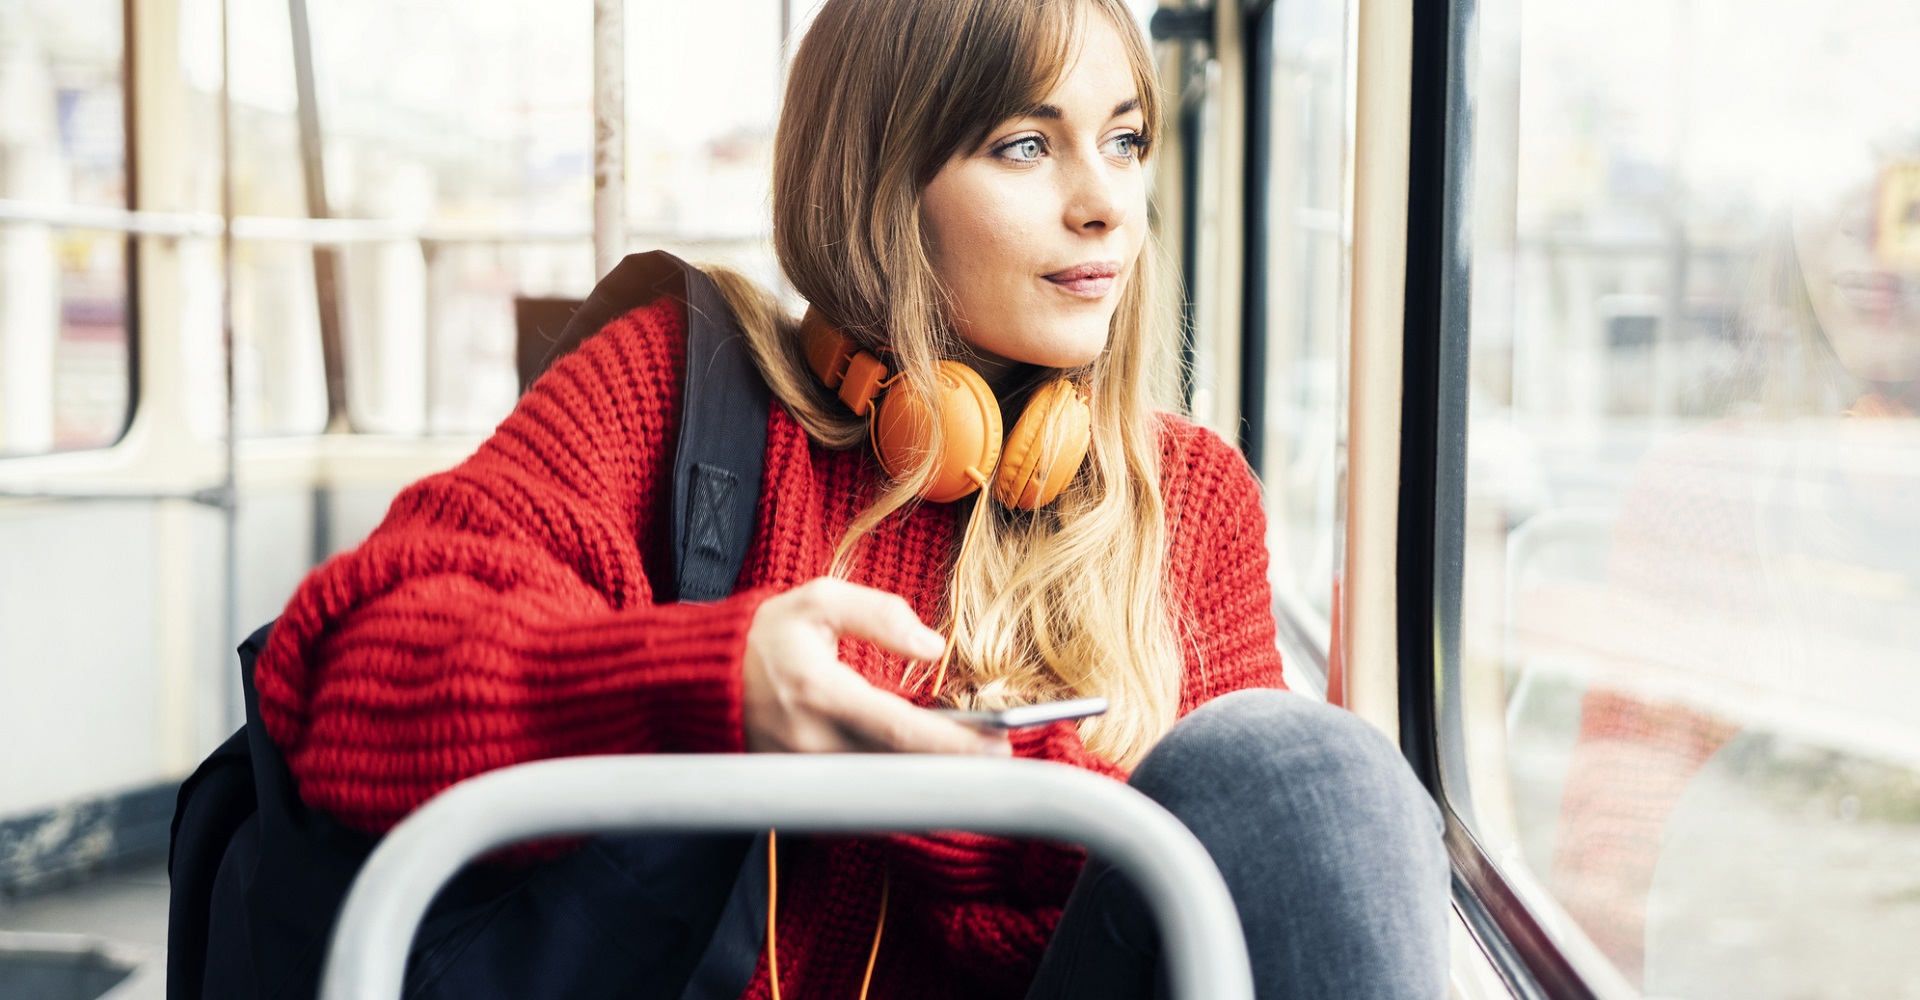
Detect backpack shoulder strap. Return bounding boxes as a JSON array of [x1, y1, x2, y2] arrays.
[[546, 251, 771, 601], [165, 724, 253, 1000]]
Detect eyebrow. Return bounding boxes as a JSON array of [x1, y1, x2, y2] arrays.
[[1023, 97, 1142, 120]]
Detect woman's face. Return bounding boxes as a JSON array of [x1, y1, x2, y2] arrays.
[[1793, 174, 1920, 385], [919, 14, 1150, 378]]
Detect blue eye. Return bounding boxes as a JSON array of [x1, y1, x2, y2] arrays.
[[997, 136, 1046, 162], [1105, 131, 1150, 160]]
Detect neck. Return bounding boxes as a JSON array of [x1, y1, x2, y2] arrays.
[[953, 341, 1031, 396]]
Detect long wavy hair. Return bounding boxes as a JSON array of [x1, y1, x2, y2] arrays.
[[1722, 218, 1863, 419], [704, 0, 1183, 767]]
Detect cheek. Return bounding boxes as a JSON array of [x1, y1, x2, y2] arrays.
[[926, 188, 1038, 324], [934, 201, 1028, 282]]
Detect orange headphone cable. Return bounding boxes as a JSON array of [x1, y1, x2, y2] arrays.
[[767, 829, 782, 1000], [764, 831, 893, 1000], [857, 866, 891, 1000]]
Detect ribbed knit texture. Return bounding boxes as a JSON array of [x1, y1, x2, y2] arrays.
[[256, 297, 1285, 1000]]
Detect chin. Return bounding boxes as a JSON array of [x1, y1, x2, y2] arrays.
[[967, 310, 1113, 371], [1017, 340, 1107, 371], [1024, 319, 1113, 370]]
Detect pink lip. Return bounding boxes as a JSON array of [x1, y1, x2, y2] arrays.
[[1042, 261, 1121, 299]]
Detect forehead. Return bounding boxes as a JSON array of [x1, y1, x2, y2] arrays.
[[1038, 14, 1140, 117]]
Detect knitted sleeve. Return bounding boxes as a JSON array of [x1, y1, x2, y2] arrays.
[[1162, 418, 1288, 702], [254, 298, 771, 835], [883, 419, 1286, 997]]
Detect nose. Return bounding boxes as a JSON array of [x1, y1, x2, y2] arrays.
[[1061, 152, 1128, 234]]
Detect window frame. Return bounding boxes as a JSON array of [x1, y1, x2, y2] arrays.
[[1239, 0, 1275, 475], [0, 0, 142, 460], [120, 0, 142, 440], [1392, 0, 1602, 996]]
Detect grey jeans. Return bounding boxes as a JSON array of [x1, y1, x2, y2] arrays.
[[1026, 689, 1451, 1000]]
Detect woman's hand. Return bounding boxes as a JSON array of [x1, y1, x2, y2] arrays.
[[743, 578, 1011, 755]]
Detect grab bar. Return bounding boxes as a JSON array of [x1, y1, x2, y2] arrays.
[[318, 755, 1254, 1000]]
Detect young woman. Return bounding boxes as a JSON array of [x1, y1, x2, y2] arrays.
[[254, 0, 1447, 997]]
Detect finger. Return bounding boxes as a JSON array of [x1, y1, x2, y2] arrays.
[[805, 580, 946, 661], [787, 717, 863, 755], [820, 672, 1008, 755]]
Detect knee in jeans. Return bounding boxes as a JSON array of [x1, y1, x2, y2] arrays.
[[1126, 692, 1452, 999], [1130, 690, 1440, 841]]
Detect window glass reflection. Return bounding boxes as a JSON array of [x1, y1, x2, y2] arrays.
[[1455, 0, 1920, 994]]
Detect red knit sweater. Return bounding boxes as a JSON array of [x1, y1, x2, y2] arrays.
[[256, 297, 1284, 1000]]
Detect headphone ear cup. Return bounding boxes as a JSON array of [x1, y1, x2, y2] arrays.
[[872, 360, 1003, 503], [993, 380, 1092, 509]]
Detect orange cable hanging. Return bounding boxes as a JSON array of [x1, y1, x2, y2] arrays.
[[765, 831, 892, 1000], [767, 829, 782, 1000], [857, 868, 891, 1000]]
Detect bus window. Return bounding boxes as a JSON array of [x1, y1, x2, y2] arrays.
[[1442, 0, 1920, 994], [290, 0, 784, 437], [217, 0, 330, 438], [1252, 0, 1352, 685], [0, 0, 131, 455]]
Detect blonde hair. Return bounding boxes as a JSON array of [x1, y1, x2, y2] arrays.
[[705, 0, 1182, 767], [1721, 217, 1862, 419]]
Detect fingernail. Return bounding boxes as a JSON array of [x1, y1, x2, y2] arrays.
[[918, 629, 946, 659]]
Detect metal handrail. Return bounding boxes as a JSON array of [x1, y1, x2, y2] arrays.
[[0, 198, 760, 247], [319, 755, 1254, 1000]]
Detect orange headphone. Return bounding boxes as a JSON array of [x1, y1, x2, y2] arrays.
[[799, 307, 1093, 508]]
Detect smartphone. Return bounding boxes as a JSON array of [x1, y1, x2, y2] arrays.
[[933, 696, 1108, 730]]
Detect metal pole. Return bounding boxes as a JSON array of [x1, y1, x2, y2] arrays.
[[421, 241, 438, 435], [320, 756, 1254, 1000], [287, 0, 350, 433], [219, 0, 240, 732], [779, 0, 793, 65], [593, 0, 626, 279]]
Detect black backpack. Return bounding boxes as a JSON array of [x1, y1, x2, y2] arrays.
[[166, 251, 771, 1000]]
